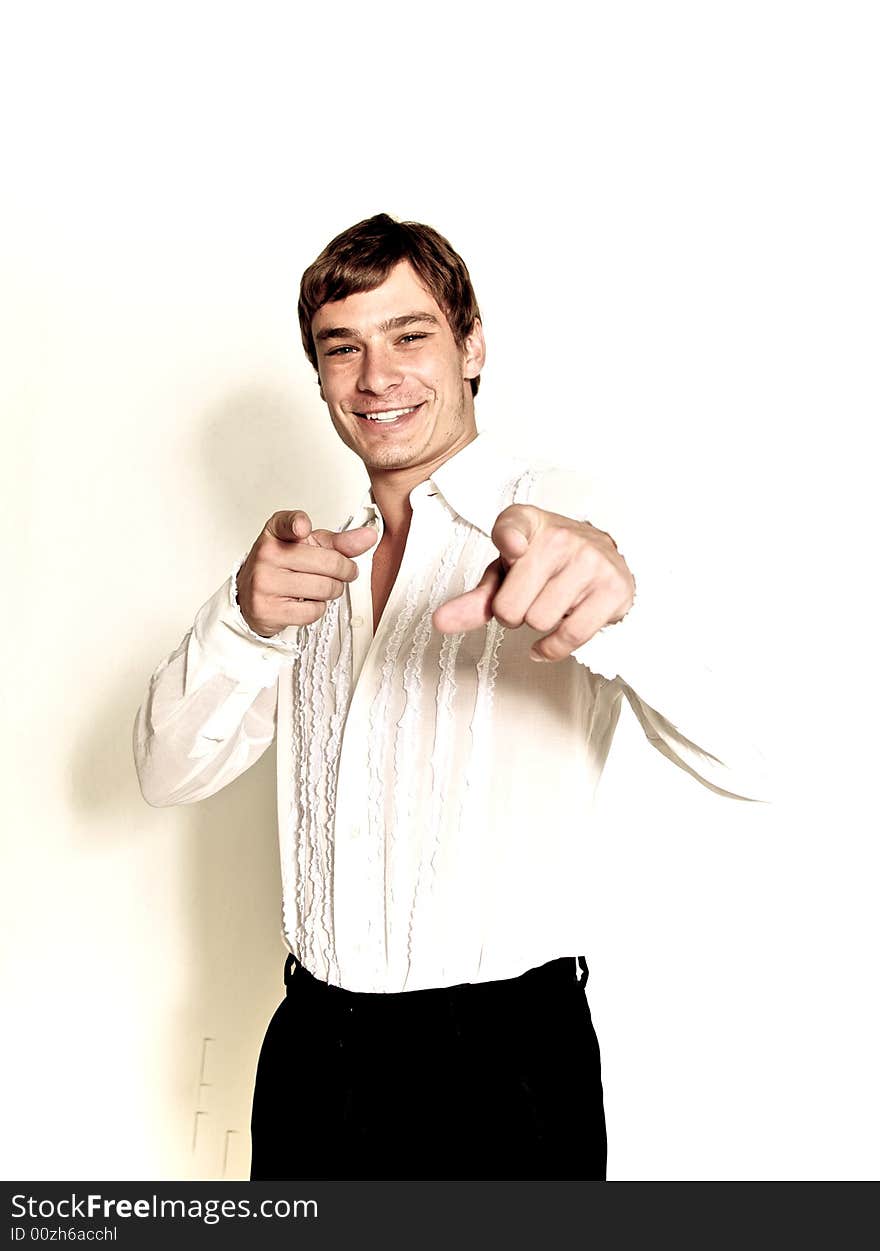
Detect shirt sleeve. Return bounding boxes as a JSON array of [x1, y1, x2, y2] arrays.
[[530, 467, 772, 802], [132, 556, 302, 807]]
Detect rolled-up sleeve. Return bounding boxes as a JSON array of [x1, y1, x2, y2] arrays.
[[133, 560, 302, 807], [532, 467, 772, 802]]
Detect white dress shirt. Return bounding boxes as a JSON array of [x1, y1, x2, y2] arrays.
[[134, 432, 768, 993]]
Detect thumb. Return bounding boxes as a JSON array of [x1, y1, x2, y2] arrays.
[[491, 506, 535, 566], [329, 525, 379, 558], [433, 558, 504, 634]]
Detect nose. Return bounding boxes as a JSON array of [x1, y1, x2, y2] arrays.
[[357, 342, 403, 395]]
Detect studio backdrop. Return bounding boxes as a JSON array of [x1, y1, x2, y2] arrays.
[[1, 0, 876, 1181]]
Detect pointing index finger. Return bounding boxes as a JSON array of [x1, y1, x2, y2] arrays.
[[433, 558, 504, 634]]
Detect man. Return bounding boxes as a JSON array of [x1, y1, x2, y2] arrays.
[[134, 213, 761, 1180]]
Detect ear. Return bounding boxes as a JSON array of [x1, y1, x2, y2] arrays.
[[462, 318, 486, 381]]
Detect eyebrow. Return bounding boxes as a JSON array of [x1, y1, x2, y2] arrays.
[[315, 311, 441, 343]]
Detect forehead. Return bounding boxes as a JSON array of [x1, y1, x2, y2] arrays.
[[311, 260, 450, 335]]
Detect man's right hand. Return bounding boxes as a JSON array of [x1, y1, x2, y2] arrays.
[[236, 510, 378, 637]]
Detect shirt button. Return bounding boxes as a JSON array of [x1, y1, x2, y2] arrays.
[[351, 615, 364, 628]]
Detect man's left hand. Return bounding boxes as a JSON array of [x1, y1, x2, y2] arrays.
[[432, 505, 635, 662]]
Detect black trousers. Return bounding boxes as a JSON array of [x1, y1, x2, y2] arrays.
[[250, 954, 607, 1180]]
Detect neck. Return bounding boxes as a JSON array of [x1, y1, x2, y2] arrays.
[[367, 427, 479, 540]]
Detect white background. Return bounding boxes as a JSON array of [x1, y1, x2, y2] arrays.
[[1, 0, 876, 1180]]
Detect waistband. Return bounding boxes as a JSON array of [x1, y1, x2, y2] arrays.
[[284, 954, 589, 1002]]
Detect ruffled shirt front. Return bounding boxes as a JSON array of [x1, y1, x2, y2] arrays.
[[134, 432, 768, 992]]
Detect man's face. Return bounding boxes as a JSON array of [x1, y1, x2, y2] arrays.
[[312, 261, 484, 474]]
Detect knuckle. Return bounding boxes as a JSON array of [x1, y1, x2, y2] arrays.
[[321, 566, 340, 594], [524, 606, 555, 632], [256, 533, 279, 560], [542, 621, 579, 653], [611, 589, 634, 622], [575, 542, 599, 572], [491, 594, 519, 628], [556, 621, 580, 648], [602, 567, 630, 603], [545, 526, 574, 557]]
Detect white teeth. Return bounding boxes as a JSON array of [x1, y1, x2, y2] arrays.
[[361, 406, 417, 422]]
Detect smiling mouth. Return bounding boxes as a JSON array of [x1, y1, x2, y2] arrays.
[[353, 403, 424, 423]]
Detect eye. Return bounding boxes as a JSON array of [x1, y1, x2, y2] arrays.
[[399, 333, 428, 344], [325, 345, 357, 357]]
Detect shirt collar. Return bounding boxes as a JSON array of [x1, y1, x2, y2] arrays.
[[430, 432, 529, 539], [346, 430, 529, 540]]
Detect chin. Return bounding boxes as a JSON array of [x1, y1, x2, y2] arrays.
[[360, 443, 423, 471], [353, 424, 434, 472]]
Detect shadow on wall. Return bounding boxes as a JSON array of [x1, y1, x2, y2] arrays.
[[68, 382, 364, 1178], [198, 381, 367, 549]]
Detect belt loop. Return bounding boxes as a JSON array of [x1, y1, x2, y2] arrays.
[[284, 953, 297, 988], [577, 956, 589, 989]]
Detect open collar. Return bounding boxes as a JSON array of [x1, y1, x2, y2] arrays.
[[344, 430, 530, 539], [430, 432, 529, 539]]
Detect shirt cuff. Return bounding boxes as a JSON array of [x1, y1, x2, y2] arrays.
[[573, 615, 772, 803], [184, 556, 303, 696], [571, 601, 640, 682]]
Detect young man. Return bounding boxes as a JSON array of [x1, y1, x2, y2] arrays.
[[134, 213, 761, 1180]]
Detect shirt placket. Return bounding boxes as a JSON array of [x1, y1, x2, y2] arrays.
[[331, 486, 441, 988]]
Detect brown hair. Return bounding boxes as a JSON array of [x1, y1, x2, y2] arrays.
[[298, 213, 482, 396]]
